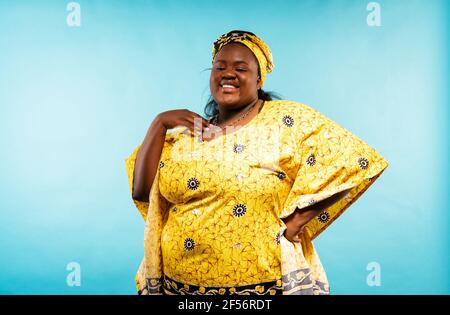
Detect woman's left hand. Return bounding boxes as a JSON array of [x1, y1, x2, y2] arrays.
[[282, 189, 353, 243], [283, 212, 305, 243]]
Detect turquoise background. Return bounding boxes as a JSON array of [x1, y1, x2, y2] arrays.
[[0, 0, 448, 294]]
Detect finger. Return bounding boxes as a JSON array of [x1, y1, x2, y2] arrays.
[[192, 114, 207, 125], [284, 230, 301, 243], [286, 236, 300, 243], [200, 117, 209, 126], [202, 119, 211, 129], [193, 116, 209, 131], [191, 117, 203, 132]]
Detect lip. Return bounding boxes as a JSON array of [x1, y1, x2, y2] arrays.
[[220, 83, 239, 93]]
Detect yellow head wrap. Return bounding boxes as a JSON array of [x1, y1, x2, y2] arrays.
[[212, 30, 274, 88]]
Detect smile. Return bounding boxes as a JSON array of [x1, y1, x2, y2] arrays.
[[220, 84, 239, 93]]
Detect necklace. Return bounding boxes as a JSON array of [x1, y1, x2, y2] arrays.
[[210, 100, 262, 127]]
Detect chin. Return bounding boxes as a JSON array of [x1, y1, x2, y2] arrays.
[[214, 95, 241, 107]]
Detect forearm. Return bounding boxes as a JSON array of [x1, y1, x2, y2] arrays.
[[282, 188, 352, 228], [132, 116, 167, 202]]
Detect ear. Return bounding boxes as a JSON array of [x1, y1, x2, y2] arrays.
[[256, 75, 262, 90]]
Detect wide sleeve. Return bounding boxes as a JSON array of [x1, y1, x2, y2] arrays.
[[125, 144, 150, 221], [124, 127, 184, 221], [126, 127, 189, 294], [280, 104, 389, 240]]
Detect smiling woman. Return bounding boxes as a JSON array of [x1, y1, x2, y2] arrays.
[[206, 31, 275, 126], [125, 30, 389, 295], [210, 42, 261, 113]]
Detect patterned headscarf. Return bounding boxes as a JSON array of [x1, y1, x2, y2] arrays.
[[212, 30, 274, 88]]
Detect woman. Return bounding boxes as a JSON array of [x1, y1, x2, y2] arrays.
[[125, 30, 389, 295]]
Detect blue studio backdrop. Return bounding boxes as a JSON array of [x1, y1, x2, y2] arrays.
[[0, 0, 449, 294]]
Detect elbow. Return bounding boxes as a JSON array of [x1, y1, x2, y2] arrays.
[[132, 191, 140, 201], [133, 193, 149, 203], [132, 189, 150, 203]]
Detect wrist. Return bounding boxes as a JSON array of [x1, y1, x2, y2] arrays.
[[153, 114, 167, 131]]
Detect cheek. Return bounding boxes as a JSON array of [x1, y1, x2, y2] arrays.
[[211, 71, 222, 83], [241, 72, 257, 84], [209, 74, 219, 93], [238, 76, 257, 95]]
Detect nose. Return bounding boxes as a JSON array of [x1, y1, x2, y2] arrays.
[[222, 70, 236, 80]]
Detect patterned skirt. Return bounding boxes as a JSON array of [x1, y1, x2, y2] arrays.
[[138, 274, 284, 295]]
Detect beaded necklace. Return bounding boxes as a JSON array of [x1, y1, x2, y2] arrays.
[[209, 100, 264, 127]]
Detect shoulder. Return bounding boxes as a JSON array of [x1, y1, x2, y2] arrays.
[[267, 99, 320, 114], [266, 99, 329, 125], [164, 126, 190, 143]]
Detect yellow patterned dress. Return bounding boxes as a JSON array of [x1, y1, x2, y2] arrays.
[[125, 100, 389, 295]]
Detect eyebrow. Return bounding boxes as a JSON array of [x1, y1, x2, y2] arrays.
[[214, 59, 249, 65]]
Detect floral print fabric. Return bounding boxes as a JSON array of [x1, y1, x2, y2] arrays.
[[124, 100, 389, 295]]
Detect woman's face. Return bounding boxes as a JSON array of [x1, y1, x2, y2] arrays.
[[210, 42, 261, 109]]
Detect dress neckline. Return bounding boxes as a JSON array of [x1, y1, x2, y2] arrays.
[[197, 100, 270, 145]]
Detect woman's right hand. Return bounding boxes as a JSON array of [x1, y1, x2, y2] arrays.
[[157, 109, 211, 135]]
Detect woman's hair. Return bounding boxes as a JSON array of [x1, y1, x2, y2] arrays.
[[203, 89, 282, 119]]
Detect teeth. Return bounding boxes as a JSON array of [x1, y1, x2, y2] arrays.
[[222, 84, 238, 88]]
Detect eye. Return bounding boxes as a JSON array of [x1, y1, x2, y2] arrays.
[[215, 67, 225, 71], [236, 68, 247, 72]]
